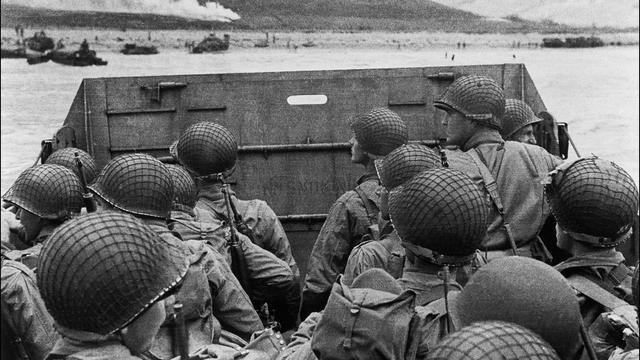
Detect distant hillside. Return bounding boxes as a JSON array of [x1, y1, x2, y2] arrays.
[[0, 1, 627, 33], [431, 0, 639, 29]]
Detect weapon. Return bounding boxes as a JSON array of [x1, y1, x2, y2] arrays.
[[74, 152, 96, 212], [221, 182, 252, 296], [172, 302, 189, 360]]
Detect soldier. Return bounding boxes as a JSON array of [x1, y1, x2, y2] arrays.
[[426, 321, 561, 359], [434, 74, 562, 262], [342, 144, 442, 284], [165, 163, 301, 332], [1, 164, 83, 266], [301, 107, 408, 319], [44, 147, 98, 185], [499, 99, 570, 264], [455, 256, 589, 360], [500, 98, 542, 145], [87, 153, 263, 356], [172, 122, 300, 283], [39, 212, 190, 359], [545, 157, 638, 358]]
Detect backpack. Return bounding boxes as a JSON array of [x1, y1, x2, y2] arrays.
[[311, 276, 422, 360]]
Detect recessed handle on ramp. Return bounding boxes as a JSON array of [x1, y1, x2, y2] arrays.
[[141, 81, 188, 102]]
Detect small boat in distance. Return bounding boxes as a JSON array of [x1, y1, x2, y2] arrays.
[[192, 34, 230, 53], [120, 43, 159, 55]]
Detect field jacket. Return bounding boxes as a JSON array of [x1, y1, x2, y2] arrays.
[[447, 131, 562, 254], [2, 258, 58, 360], [301, 172, 381, 319], [195, 186, 299, 280], [169, 210, 301, 331]]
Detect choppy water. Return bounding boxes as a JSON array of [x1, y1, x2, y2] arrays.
[[1, 45, 638, 193]]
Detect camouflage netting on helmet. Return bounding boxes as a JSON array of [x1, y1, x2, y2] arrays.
[[426, 321, 560, 360], [456, 256, 582, 360], [350, 108, 408, 156], [166, 164, 197, 208], [2, 164, 83, 220], [88, 153, 174, 219], [37, 212, 189, 335], [434, 75, 505, 130], [546, 157, 639, 242], [388, 168, 488, 256], [377, 144, 442, 190], [45, 147, 98, 185], [500, 99, 542, 139], [176, 122, 238, 176]]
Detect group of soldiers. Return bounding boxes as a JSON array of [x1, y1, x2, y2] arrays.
[[1, 74, 638, 360]]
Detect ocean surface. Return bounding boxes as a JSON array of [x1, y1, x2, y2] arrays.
[[1, 45, 638, 193]]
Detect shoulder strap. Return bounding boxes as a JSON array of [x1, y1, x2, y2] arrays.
[[467, 149, 518, 254], [354, 186, 378, 227], [567, 274, 629, 309]]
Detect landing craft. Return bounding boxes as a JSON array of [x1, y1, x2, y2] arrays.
[[33, 64, 638, 277]]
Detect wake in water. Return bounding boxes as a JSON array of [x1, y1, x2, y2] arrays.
[[1, 0, 240, 22]]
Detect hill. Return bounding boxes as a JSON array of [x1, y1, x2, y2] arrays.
[[431, 0, 639, 29], [0, 1, 629, 33]]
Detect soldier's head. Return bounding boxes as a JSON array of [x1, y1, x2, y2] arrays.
[[388, 168, 488, 265], [88, 153, 174, 220], [426, 321, 560, 360], [455, 256, 584, 359], [165, 164, 197, 213], [349, 107, 408, 165], [500, 99, 541, 145], [44, 147, 98, 185], [37, 212, 189, 354], [2, 164, 83, 243], [545, 157, 638, 251], [434, 75, 505, 148], [174, 122, 238, 181], [375, 144, 442, 220]]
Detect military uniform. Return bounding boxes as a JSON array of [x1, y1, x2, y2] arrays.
[[301, 172, 381, 317], [433, 75, 562, 261], [342, 225, 405, 285], [2, 258, 58, 360], [195, 186, 299, 280], [445, 136, 561, 260], [169, 208, 301, 332]]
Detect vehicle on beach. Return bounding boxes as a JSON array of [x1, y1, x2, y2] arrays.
[[192, 33, 230, 53], [542, 36, 605, 48], [24, 31, 55, 52], [120, 43, 159, 55], [32, 63, 637, 277]]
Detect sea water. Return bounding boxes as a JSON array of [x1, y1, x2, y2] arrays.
[[1, 45, 638, 193]]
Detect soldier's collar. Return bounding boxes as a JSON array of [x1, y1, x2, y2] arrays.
[[356, 171, 379, 185]]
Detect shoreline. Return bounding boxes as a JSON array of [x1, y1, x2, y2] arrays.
[[2, 27, 638, 52]]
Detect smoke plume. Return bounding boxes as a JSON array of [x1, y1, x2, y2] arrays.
[[1, 0, 240, 22]]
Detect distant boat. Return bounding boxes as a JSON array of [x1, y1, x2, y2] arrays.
[[1, 47, 26, 58], [120, 43, 159, 55], [24, 31, 55, 52], [192, 34, 230, 53], [542, 36, 604, 48], [254, 32, 269, 48], [48, 49, 107, 66], [302, 40, 316, 48]]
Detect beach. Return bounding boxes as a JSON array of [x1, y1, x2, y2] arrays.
[[2, 27, 639, 52]]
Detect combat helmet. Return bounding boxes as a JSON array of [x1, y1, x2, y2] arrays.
[[2, 164, 83, 220], [455, 256, 583, 360], [37, 212, 189, 335], [88, 153, 174, 219], [434, 75, 505, 130], [388, 168, 488, 264], [175, 122, 238, 177], [545, 156, 639, 247], [500, 99, 542, 139], [165, 164, 197, 209], [426, 321, 560, 360], [44, 147, 98, 185], [376, 144, 442, 190], [350, 107, 409, 156]]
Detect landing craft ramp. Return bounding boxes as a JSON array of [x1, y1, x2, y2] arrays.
[[47, 63, 635, 277]]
